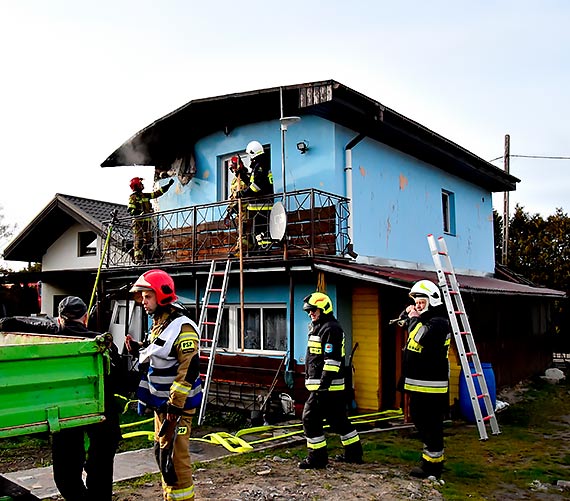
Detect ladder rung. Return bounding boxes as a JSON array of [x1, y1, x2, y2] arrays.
[[208, 288, 223, 292], [203, 321, 217, 325], [213, 271, 225, 276], [460, 331, 470, 336], [477, 394, 487, 400], [471, 372, 482, 378], [465, 351, 474, 356], [482, 415, 492, 422], [200, 338, 213, 343], [454, 310, 465, 315], [205, 305, 219, 309]]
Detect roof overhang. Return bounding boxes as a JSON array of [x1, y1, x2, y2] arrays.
[[314, 259, 566, 298], [101, 80, 518, 193]]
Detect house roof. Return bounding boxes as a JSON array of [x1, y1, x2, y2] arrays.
[[101, 79, 519, 193], [313, 258, 566, 298], [3, 194, 129, 263]]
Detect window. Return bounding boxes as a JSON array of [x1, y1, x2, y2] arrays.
[[219, 145, 270, 200], [220, 153, 248, 200], [78, 231, 97, 256], [204, 304, 286, 354], [442, 190, 456, 235]]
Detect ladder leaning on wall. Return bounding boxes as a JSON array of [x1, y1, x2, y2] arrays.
[[427, 234, 501, 440], [197, 259, 231, 425]]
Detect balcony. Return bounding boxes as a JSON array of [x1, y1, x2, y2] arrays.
[[103, 189, 350, 268]]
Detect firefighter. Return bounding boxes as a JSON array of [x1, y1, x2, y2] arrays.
[[240, 140, 274, 249], [125, 269, 202, 501], [128, 176, 174, 263], [225, 155, 250, 255], [400, 280, 451, 479], [299, 292, 363, 469], [51, 296, 122, 501]]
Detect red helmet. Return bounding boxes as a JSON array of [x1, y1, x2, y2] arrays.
[[130, 177, 144, 191], [130, 269, 177, 306]]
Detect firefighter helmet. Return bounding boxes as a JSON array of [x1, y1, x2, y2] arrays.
[[303, 292, 333, 315], [409, 280, 442, 307], [130, 177, 144, 191], [245, 140, 264, 159], [130, 269, 177, 306]]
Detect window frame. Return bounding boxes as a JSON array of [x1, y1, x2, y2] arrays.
[[78, 231, 98, 257], [197, 303, 287, 355], [441, 189, 456, 236]]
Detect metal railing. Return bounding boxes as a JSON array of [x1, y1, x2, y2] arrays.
[[103, 188, 350, 268]]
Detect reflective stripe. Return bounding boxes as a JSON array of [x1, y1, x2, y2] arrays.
[[340, 429, 360, 447], [305, 378, 320, 391], [309, 335, 322, 342], [404, 377, 448, 393], [164, 483, 195, 500], [172, 380, 191, 396], [248, 204, 272, 210], [329, 383, 345, 391], [324, 359, 341, 367], [422, 449, 445, 463], [323, 363, 340, 373], [406, 323, 423, 353], [307, 435, 327, 449]]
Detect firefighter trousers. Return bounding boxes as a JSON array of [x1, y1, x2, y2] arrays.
[[302, 391, 362, 463], [408, 391, 447, 472], [154, 412, 195, 501]]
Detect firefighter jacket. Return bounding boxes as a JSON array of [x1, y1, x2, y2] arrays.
[[402, 306, 450, 394], [128, 185, 169, 219], [137, 308, 202, 415], [227, 169, 249, 215], [304, 313, 346, 392], [242, 153, 273, 209]]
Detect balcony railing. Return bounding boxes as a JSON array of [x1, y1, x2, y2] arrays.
[[103, 188, 350, 268]]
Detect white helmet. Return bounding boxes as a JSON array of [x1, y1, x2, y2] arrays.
[[409, 280, 442, 307], [245, 140, 264, 159]]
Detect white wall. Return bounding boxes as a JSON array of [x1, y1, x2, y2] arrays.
[[43, 223, 100, 271]]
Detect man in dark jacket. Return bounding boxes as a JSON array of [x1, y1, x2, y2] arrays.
[[401, 280, 451, 479], [51, 296, 122, 500], [299, 292, 363, 469]]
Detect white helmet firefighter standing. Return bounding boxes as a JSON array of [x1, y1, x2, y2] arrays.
[[400, 279, 451, 479], [240, 140, 274, 248]]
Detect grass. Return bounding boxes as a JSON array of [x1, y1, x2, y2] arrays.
[[2, 377, 570, 499]]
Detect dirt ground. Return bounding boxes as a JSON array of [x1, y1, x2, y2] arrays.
[[113, 456, 445, 501]]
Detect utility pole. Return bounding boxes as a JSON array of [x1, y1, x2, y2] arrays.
[[502, 134, 510, 265]]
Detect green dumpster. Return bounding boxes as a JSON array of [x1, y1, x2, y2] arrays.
[[0, 332, 106, 439]]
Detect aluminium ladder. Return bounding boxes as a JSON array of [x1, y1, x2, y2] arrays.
[[197, 259, 231, 425], [427, 234, 501, 440]]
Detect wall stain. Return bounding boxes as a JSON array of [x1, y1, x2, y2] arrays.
[[359, 166, 367, 177], [399, 174, 408, 190]]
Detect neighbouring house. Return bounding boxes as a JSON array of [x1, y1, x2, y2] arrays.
[[4, 80, 566, 417]]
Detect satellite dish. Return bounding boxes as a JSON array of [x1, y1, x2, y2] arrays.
[[269, 202, 287, 241]]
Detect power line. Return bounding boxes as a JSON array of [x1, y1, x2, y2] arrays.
[[489, 154, 570, 163]]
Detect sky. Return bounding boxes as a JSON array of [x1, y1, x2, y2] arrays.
[[1, 1, 569, 266]]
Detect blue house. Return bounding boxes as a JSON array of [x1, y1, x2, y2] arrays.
[[6, 80, 562, 418]]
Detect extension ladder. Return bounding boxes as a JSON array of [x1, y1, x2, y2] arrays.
[[197, 259, 231, 425], [427, 234, 501, 440]]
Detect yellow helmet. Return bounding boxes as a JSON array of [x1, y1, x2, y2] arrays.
[[303, 292, 333, 315]]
